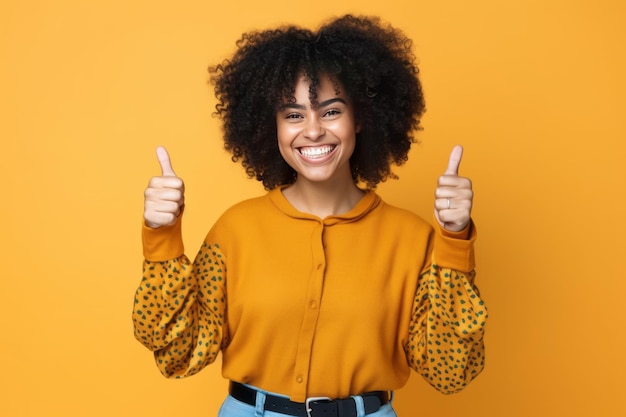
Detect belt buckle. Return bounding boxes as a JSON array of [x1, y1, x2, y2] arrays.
[[305, 396, 332, 417]]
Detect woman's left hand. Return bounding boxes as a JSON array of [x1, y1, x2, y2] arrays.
[[434, 145, 473, 232]]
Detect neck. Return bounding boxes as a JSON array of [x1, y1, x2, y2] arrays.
[[282, 177, 365, 218]]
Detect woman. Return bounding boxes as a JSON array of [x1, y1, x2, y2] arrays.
[[133, 15, 487, 417]]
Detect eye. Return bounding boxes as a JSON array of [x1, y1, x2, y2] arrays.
[[323, 109, 341, 118], [285, 113, 303, 120]]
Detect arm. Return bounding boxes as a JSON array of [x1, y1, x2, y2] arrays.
[[405, 223, 487, 393], [132, 147, 227, 378]]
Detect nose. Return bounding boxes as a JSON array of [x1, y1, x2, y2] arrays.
[[303, 115, 325, 141]]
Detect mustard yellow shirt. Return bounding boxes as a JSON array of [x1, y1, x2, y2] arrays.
[[133, 188, 487, 402]]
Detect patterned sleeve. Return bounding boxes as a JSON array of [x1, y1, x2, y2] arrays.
[[132, 241, 227, 378], [405, 263, 487, 393]]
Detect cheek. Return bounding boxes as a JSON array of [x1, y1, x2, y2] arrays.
[[276, 127, 296, 164], [276, 122, 299, 144], [335, 124, 357, 148]]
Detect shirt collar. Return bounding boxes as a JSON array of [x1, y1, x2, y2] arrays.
[[267, 185, 381, 225]]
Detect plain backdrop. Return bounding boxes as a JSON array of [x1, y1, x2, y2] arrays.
[[1, 0, 625, 416]]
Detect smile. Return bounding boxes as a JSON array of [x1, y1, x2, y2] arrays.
[[298, 145, 336, 159]]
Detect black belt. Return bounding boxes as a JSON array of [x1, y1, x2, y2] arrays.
[[229, 382, 390, 417]]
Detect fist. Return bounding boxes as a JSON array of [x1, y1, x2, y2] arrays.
[[434, 145, 473, 232], [144, 146, 185, 228]]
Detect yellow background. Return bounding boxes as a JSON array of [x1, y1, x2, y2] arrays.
[[1, 0, 624, 416]]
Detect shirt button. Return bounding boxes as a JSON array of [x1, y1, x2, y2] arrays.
[[317, 263, 322, 270], [310, 301, 317, 309], [296, 375, 304, 383]]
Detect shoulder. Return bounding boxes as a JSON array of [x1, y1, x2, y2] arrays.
[[223, 193, 268, 214], [204, 193, 272, 249], [213, 193, 271, 226], [376, 198, 432, 230], [360, 195, 434, 243]]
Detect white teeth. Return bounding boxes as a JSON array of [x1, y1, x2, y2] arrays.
[[299, 145, 335, 159]]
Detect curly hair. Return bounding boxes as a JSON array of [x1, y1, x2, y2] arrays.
[[208, 15, 425, 189]]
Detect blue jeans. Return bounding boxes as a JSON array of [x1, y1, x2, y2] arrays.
[[217, 385, 397, 417]]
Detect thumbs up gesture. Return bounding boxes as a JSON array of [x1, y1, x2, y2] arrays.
[[434, 145, 473, 232], [144, 146, 185, 228]]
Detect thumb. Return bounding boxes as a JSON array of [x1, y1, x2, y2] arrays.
[[444, 145, 464, 176], [156, 146, 176, 176]]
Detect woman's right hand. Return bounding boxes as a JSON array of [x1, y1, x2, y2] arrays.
[[144, 146, 185, 228]]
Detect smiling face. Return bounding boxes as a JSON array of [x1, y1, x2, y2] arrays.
[[276, 74, 359, 187]]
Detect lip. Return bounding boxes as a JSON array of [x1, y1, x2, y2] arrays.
[[296, 144, 338, 162]]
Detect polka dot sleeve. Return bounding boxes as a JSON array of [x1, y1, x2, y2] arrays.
[[405, 264, 487, 393], [132, 242, 227, 378]]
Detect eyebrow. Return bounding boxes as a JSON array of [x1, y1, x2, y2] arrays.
[[281, 97, 347, 111]]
